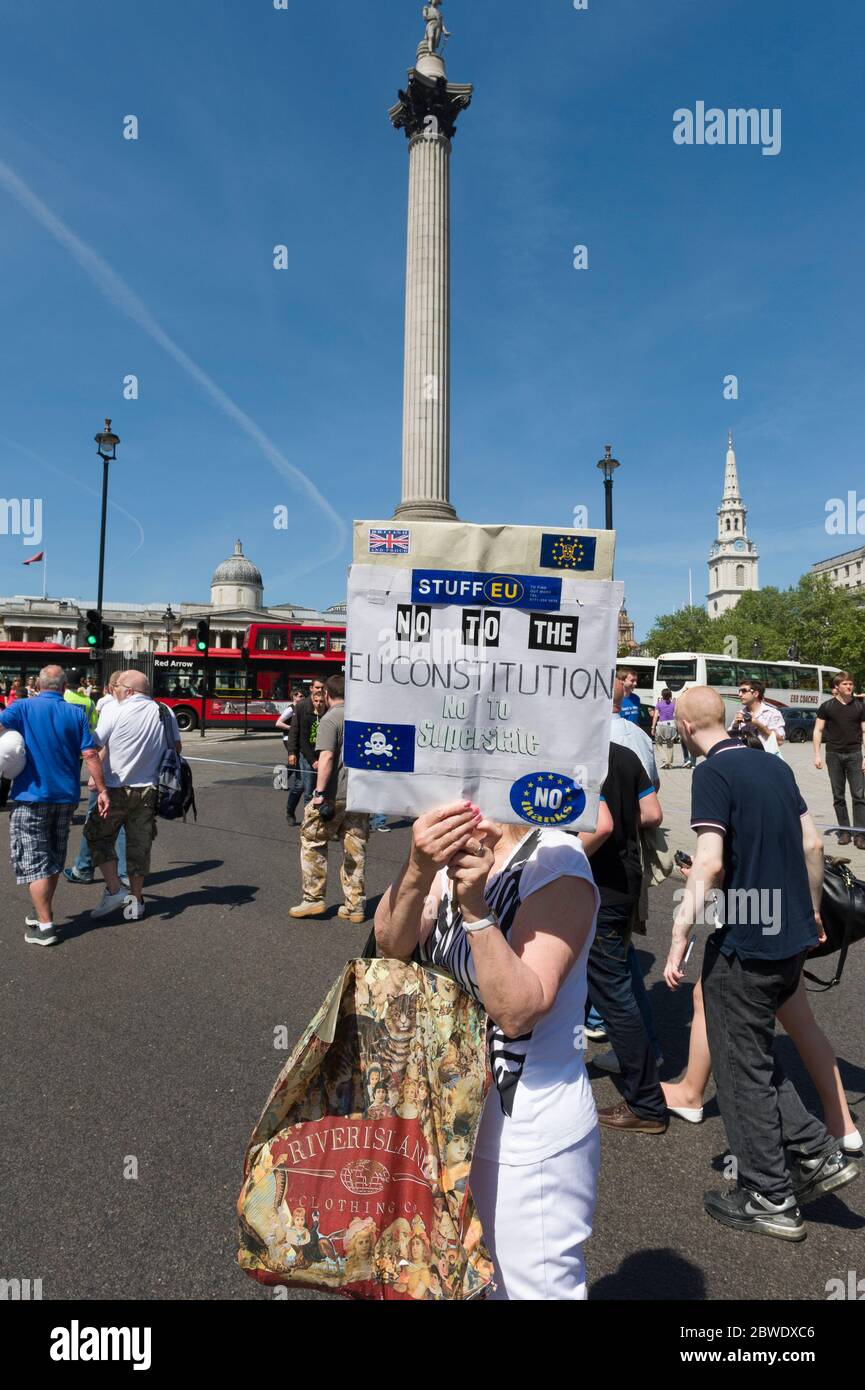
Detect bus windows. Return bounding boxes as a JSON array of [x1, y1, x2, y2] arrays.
[[153, 666, 202, 698], [705, 659, 738, 687], [656, 658, 697, 690], [329, 634, 347, 654], [255, 631, 288, 651], [211, 666, 248, 698], [290, 631, 327, 654], [736, 661, 771, 686], [795, 666, 819, 691]]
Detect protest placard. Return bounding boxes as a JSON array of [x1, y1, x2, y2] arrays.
[[344, 521, 622, 828]]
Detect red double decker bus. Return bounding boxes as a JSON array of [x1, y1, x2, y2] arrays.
[[152, 621, 346, 731], [0, 641, 100, 697]]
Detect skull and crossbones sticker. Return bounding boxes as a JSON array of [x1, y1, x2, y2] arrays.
[[363, 731, 394, 759]]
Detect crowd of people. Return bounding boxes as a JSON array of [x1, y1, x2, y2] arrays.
[[269, 663, 862, 1295], [2, 656, 862, 1301], [0, 664, 181, 942]]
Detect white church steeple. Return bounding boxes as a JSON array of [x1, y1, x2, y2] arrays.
[[707, 432, 760, 615]]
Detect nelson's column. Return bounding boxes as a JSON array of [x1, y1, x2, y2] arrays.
[[390, 3, 472, 520]]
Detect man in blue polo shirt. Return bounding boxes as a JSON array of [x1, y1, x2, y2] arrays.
[[617, 668, 642, 724], [664, 686, 859, 1240], [0, 664, 108, 947]]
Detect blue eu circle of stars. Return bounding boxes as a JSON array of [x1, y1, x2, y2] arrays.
[[509, 771, 587, 826]]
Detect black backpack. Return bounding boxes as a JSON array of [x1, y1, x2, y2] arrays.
[[156, 703, 197, 822]]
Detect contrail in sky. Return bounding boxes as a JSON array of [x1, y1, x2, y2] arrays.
[[0, 156, 349, 580]]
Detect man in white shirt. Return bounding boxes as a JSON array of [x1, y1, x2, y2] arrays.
[[85, 670, 182, 921], [729, 679, 786, 753]]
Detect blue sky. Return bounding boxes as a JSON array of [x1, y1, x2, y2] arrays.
[[1, 0, 862, 635]]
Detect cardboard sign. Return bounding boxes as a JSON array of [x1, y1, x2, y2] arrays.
[[344, 536, 622, 826]]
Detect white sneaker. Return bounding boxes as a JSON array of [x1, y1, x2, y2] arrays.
[[123, 896, 145, 922], [90, 888, 130, 919], [842, 1128, 863, 1156]]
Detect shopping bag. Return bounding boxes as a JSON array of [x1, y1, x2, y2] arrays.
[[237, 958, 495, 1300]]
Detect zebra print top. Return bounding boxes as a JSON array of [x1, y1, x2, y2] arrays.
[[419, 830, 599, 1167], [419, 831, 541, 1119]]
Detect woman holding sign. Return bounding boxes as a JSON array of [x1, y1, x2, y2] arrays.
[[375, 801, 604, 1300]]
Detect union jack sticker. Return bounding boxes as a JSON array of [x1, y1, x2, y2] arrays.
[[368, 528, 411, 555]]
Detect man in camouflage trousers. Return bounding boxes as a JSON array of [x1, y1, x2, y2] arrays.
[[290, 674, 370, 923]]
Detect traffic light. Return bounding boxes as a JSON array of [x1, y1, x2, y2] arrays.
[[196, 620, 210, 654], [103, 623, 115, 651], [85, 610, 101, 648]]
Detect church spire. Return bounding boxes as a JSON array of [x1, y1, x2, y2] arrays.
[[723, 431, 741, 501]]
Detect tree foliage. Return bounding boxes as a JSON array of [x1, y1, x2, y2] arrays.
[[642, 576, 865, 685]]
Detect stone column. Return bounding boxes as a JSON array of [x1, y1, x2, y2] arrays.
[[390, 50, 472, 521]]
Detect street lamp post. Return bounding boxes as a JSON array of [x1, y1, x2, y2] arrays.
[[162, 604, 176, 654], [596, 444, 620, 531], [93, 418, 120, 618]]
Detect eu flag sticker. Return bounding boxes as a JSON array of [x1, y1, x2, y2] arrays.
[[539, 534, 597, 572], [509, 771, 587, 826], [344, 721, 415, 773]]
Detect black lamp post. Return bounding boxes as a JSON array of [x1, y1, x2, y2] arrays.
[[93, 418, 120, 618], [162, 604, 176, 653], [596, 444, 620, 530]]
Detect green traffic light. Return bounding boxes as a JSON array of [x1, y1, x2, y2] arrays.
[[87, 635, 97, 646]]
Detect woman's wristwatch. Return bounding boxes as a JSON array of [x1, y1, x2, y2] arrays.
[[462, 910, 500, 935]]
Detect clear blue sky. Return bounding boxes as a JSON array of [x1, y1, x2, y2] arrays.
[[1, 0, 862, 635]]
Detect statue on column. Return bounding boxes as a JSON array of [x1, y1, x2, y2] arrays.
[[422, 1, 450, 55]]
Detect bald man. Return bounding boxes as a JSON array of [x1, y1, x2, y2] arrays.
[[666, 686, 858, 1238], [85, 670, 181, 922]]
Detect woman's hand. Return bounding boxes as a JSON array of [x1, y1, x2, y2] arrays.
[[447, 818, 501, 920], [410, 802, 483, 879]]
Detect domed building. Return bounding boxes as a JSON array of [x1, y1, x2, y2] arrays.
[[210, 540, 264, 611]]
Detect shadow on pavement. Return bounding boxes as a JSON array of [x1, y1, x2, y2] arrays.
[[591, 1248, 706, 1300], [145, 859, 223, 887], [57, 882, 257, 938]]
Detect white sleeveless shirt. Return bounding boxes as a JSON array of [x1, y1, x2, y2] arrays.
[[421, 830, 599, 1166]]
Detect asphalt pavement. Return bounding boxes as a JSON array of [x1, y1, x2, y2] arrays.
[[1, 733, 862, 1301]]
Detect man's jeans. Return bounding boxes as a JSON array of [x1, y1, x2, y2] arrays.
[[586, 946, 663, 1061], [75, 789, 127, 878], [287, 755, 315, 819], [826, 748, 865, 830], [586, 917, 666, 1121], [702, 938, 834, 1200]]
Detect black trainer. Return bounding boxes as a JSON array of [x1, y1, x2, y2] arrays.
[[704, 1187, 806, 1241], [24, 922, 60, 947], [790, 1148, 860, 1206]]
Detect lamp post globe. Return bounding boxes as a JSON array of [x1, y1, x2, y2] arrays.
[[596, 444, 620, 530]]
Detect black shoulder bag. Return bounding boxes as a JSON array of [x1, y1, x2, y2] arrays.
[[803, 858, 865, 991]]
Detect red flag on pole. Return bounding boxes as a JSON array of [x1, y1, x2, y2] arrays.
[[22, 552, 45, 564]]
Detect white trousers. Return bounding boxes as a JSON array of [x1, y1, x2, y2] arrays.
[[468, 1126, 601, 1301]]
